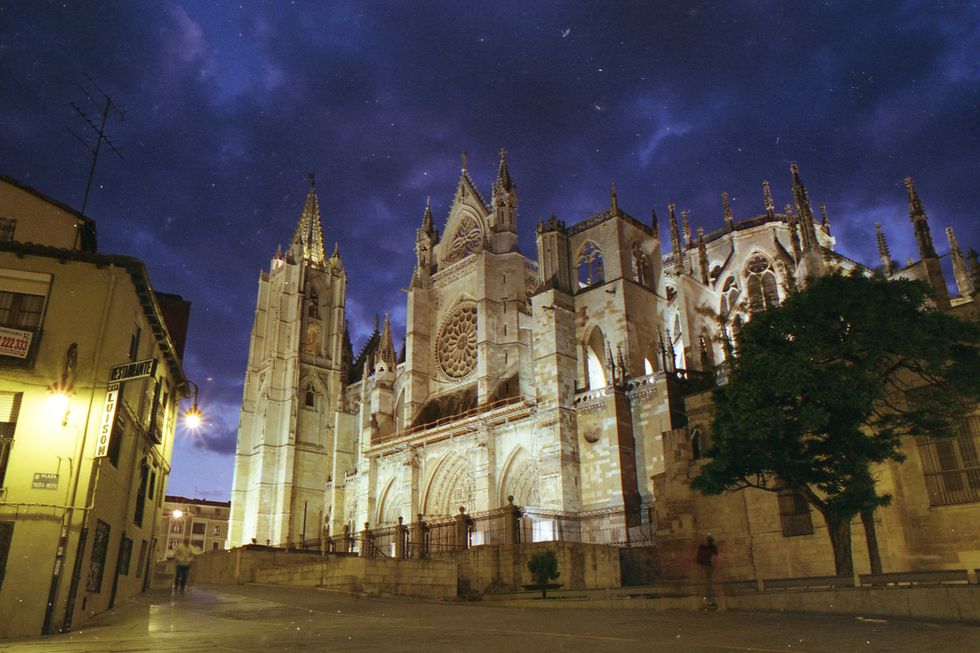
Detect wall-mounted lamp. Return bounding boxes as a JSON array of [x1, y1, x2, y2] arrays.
[[46, 343, 77, 426], [183, 380, 203, 429]]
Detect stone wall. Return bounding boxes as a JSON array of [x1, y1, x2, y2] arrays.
[[151, 546, 325, 589], [450, 541, 621, 595], [254, 557, 457, 599]]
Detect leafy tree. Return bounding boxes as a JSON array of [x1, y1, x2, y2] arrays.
[[527, 550, 560, 585], [691, 274, 979, 576]]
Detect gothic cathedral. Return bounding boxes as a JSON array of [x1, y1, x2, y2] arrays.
[[227, 153, 976, 550]]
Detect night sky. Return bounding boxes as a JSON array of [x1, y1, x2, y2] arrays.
[[2, 2, 977, 500]]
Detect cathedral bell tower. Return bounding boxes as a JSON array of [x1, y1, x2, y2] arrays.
[[228, 177, 348, 548]]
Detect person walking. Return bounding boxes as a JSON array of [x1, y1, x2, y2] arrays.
[[173, 537, 195, 593], [695, 535, 719, 609]]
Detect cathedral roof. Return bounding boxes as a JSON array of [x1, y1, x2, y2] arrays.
[[568, 207, 653, 237]]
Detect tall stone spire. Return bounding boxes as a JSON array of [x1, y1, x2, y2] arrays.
[[681, 210, 692, 248], [697, 227, 709, 285], [610, 181, 620, 215], [415, 196, 437, 281], [790, 163, 818, 253], [722, 192, 734, 231], [786, 203, 802, 262], [668, 202, 683, 273], [377, 312, 397, 370], [762, 180, 775, 219], [905, 177, 937, 259], [289, 175, 326, 265], [946, 226, 975, 296], [650, 208, 659, 235], [490, 148, 519, 251], [875, 222, 893, 276]]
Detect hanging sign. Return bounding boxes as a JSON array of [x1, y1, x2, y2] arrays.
[[94, 382, 120, 458], [110, 359, 157, 382]]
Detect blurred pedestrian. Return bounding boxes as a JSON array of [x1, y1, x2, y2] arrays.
[[696, 535, 718, 609], [173, 537, 194, 592]]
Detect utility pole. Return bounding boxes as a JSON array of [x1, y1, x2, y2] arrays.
[[65, 75, 125, 215]]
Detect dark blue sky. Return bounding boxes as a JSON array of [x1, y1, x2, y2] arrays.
[[2, 1, 978, 500]]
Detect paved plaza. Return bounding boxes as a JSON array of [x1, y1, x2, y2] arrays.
[[3, 584, 979, 652]]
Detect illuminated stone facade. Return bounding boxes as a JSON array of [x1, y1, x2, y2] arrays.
[[0, 175, 190, 637], [228, 156, 979, 579]]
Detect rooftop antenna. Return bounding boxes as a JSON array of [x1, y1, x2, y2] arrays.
[[65, 74, 126, 215]]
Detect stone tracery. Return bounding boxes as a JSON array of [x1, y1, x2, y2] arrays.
[[436, 302, 478, 380]]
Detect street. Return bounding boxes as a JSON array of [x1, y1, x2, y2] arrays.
[[3, 584, 979, 652]]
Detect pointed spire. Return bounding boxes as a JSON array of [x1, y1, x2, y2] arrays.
[[274, 243, 282, 260], [665, 328, 677, 372], [331, 242, 340, 258], [461, 149, 468, 172], [875, 222, 893, 276], [494, 148, 515, 192], [722, 192, 734, 231], [762, 180, 775, 219], [610, 181, 619, 215], [616, 345, 627, 384], [668, 202, 683, 272], [819, 203, 831, 235], [905, 177, 937, 259], [946, 226, 975, 296], [373, 314, 380, 334], [651, 208, 659, 235], [790, 163, 817, 253], [378, 312, 397, 369], [681, 210, 691, 248], [420, 196, 434, 235], [697, 227, 709, 285], [289, 178, 327, 266]]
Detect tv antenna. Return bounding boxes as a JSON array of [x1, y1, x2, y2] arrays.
[[65, 75, 126, 215]]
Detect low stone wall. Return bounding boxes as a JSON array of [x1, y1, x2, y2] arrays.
[[450, 541, 621, 595], [253, 557, 457, 599], [151, 546, 325, 589]]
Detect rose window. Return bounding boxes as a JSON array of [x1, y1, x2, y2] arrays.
[[436, 303, 478, 379]]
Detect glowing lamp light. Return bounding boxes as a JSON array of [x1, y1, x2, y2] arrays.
[[182, 380, 203, 429], [183, 404, 203, 429], [171, 509, 183, 519], [47, 377, 73, 426]]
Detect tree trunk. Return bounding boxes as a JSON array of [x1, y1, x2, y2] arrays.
[[823, 512, 854, 577], [860, 509, 883, 575]]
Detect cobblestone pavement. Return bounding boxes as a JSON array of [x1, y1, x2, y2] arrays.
[[4, 584, 979, 652]]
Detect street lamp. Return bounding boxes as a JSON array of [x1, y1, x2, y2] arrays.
[[183, 380, 203, 429], [46, 343, 78, 426]]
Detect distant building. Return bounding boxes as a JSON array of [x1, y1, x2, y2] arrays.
[[0, 174, 191, 638], [227, 154, 977, 580], [159, 495, 230, 559]]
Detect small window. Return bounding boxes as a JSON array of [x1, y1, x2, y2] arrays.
[[777, 487, 814, 537], [0, 291, 45, 329], [129, 326, 141, 361], [192, 522, 206, 535], [212, 542, 219, 550], [0, 392, 23, 487], [107, 415, 124, 467], [213, 525, 220, 536], [0, 219, 16, 242], [305, 385, 316, 408]]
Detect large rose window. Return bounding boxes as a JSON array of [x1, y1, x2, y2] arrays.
[[436, 303, 478, 379]]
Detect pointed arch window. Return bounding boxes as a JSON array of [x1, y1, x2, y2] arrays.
[[744, 254, 779, 312], [720, 276, 739, 315], [304, 384, 316, 408], [631, 242, 652, 287], [308, 290, 319, 318], [690, 428, 703, 461], [584, 327, 608, 389], [577, 242, 604, 289]]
